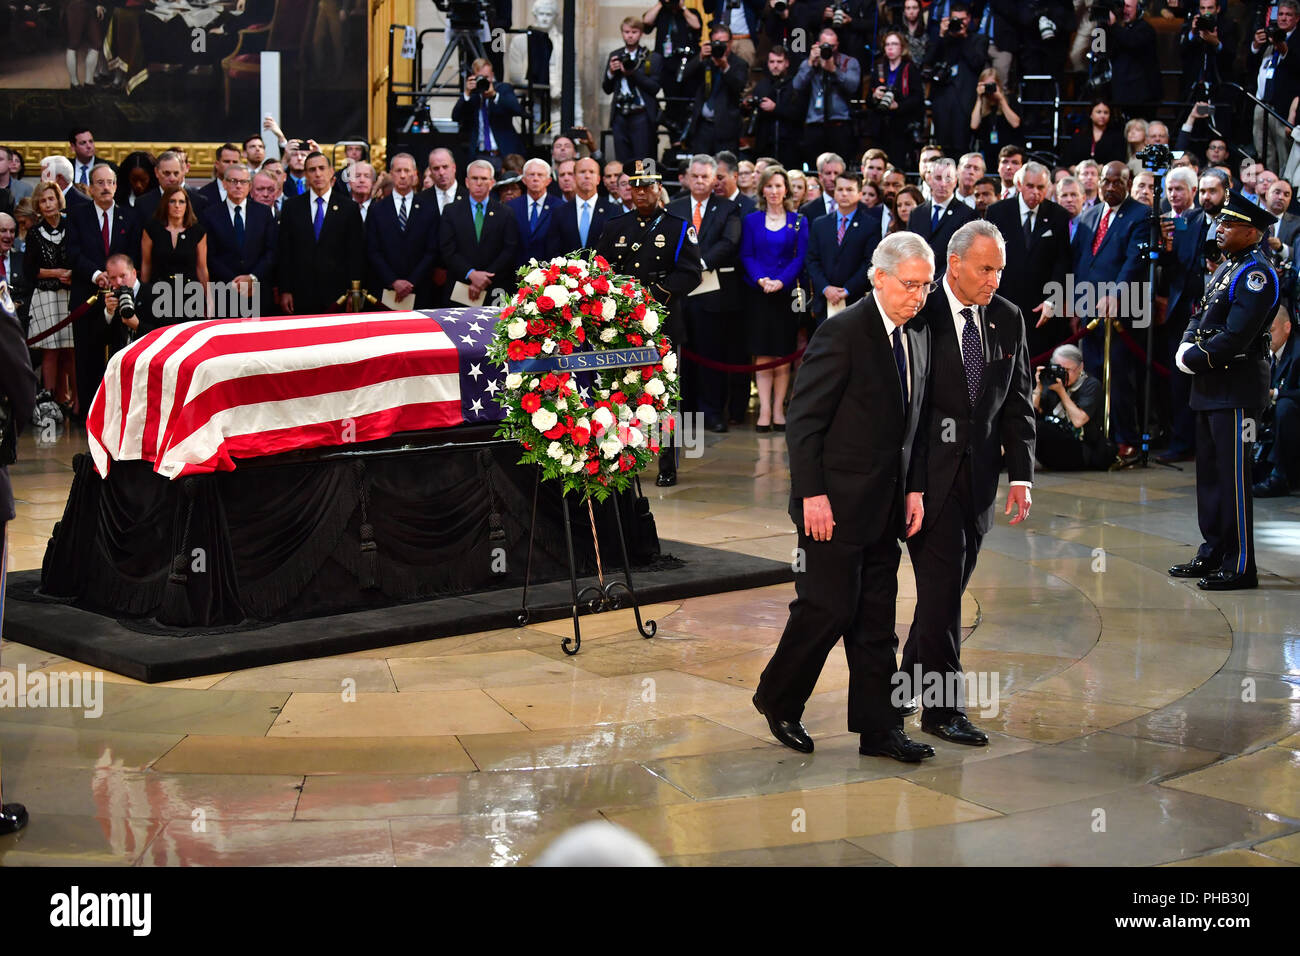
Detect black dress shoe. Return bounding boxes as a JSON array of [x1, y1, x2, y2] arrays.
[[921, 714, 989, 746], [859, 728, 934, 762], [0, 802, 28, 835], [1169, 557, 1215, 579], [897, 697, 918, 717], [773, 423, 786, 433], [753, 694, 813, 753], [755, 423, 772, 433], [1253, 474, 1292, 498], [655, 470, 677, 487], [1197, 570, 1257, 591], [709, 419, 729, 434]]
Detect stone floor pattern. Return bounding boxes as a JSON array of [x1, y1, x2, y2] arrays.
[[1, 425, 1298, 866]]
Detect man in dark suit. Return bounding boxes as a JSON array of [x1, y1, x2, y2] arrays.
[[921, 3, 988, 157], [507, 158, 565, 271], [804, 172, 880, 326], [753, 231, 933, 763], [136, 150, 207, 224], [715, 151, 757, 217], [680, 25, 747, 156], [1178, 0, 1237, 99], [202, 163, 278, 318], [667, 154, 742, 433], [1155, 169, 1228, 464], [67, 163, 141, 419], [1070, 161, 1148, 460], [438, 160, 521, 308], [984, 161, 1072, 359], [197, 143, 242, 210], [550, 157, 613, 257], [603, 17, 662, 164], [276, 151, 364, 316], [908, 158, 977, 276], [452, 58, 525, 170], [0, 275, 37, 836], [900, 219, 1035, 744], [366, 152, 440, 309], [798, 153, 845, 225], [0, 214, 24, 321], [1254, 307, 1300, 496]]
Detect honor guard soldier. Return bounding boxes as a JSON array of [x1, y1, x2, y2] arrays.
[[596, 158, 702, 486], [1169, 192, 1282, 591]]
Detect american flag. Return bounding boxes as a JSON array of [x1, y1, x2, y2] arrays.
[[87, 307, 507, 479]]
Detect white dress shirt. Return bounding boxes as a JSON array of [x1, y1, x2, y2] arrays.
[[956, 190, 976, 209], [308, 187, 333, 224], [1018, 194, 1038, 234], [358, 198, 371, 222], [393, 189, 415, 219], [941, 274, 1031, 487], [226, 197, 247, 225], [436, 185, 458, 212]]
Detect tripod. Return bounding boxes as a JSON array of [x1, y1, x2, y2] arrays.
[[403, 27, 489, 133]]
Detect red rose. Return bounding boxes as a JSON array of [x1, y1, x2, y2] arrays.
[[543, 424, 567, 440], [585, 459, 600, 474], [520, 392, 542, 413], [507, 341, 529, 361], [609, 391, 627, 406], [571, 427, 590, 446], [638, 394, 655, 406], [562, 306, 573, 320], [558, 340, 574, 355], [641, 367, 654, 380], [536, 296, 555, 312], [574, 327, 586, 343]]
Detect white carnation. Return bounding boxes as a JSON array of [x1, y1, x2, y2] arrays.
[[564, 277, 578, 289], [507, 319, 527, 340], [571, 461, 585, 473], [542, 338, 557, 353], [662, 352, 677, 373], [645, 378, 666, 397], [599, 327, 618, 343], [524, 301, 539, 315], [505, 373, 523, 388], [592, 406, 615, 428], [561, 452, 574, 467], [636, 405, 658, 425], [554, 397, 567, 411], [547, 441, 564, 459], [531, 378, 541, 388], [666, 372, 677, 382], [600, 436, 623, 459], [624, 370, 640, 385], [641, 313, 660, 334], [542, 284, 570, 308], [570, 316, 583, 328], [601, 298, 616, 320], [531, 408, 558, 431], [524, 269, 545, 286]]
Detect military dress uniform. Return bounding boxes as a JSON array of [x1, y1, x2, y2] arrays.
[[1170, 194, 1281, 591], [595, 159, 702, 485]]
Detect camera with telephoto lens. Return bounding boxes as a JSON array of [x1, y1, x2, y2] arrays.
[[819, 42, 836, 60], [111, 286, 136, 321], [1194, 13, 1217, 32], [946, 16, 965, 35], [1029, 0, 1057, 39], [434, 0, 489, 32], [474, 75, 490, 94], [1039, 364, 1068, 388], [830, 2, 846, 26], [616, 49, 637, 69], [710, 40, 727, 59], [874, 88, 895, 110]]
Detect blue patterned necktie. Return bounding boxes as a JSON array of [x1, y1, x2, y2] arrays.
[[579, 200, 591, 246], [960, 307, 984, 406], [313, 196, 324, 240], [892, 325, 909, 410], [233, 204, 245, 248], [931, 203, 941, 232]]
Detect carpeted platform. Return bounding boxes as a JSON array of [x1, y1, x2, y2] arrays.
[[3, 541, 793, 683]]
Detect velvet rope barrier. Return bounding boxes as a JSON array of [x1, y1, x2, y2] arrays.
[[681, 348, 806, 373], [1030, 322, 1170, 379]]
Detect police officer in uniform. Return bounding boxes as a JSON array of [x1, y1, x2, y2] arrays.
[[1169, 193, 1281, 591], [596, 158, 702, 486]]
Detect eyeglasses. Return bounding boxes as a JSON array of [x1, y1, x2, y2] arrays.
[[225, 178, 251, 186], [891, 276, 940, 294]]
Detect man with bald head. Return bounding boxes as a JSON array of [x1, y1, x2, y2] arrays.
[[424, 148, 461, 212], [985, 160, 1073, 357], [368, 152, 440, 308], [551, 157, 612, 256], [1070, 159, 1149, 461]]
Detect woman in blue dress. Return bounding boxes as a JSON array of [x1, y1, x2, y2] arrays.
[[739, 166, 807, 432]]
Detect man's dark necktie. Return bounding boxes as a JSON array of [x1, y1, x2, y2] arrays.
[[931, 203, 941, 232], [398, 195, 408, 231], [1024, 209, 1034, 246], [529, 200, 539, 233], [233, 205, 245, 249], [960, 307, 985, 406], [892, 325, 908, 410], [313, 197, 324, 241]]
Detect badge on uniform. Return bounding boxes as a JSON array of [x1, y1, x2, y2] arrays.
[[1245, 270, 1266, 292], [654, 233, 666, 248], [616, 236, 627, 247]]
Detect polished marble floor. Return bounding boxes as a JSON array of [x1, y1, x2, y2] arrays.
[[1, 424, 1299, 866]]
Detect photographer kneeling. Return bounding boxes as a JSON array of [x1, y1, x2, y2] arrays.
[[1033, 344, 1107, 470], [101, 253, 146, 349]]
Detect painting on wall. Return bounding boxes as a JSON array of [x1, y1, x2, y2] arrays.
[[0, 0, 367, 142]]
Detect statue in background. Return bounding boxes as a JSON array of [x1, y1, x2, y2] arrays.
[[506, 0, 582, 141]]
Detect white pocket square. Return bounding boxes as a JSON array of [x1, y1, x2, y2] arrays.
[[1040, 230, 1053, 237]]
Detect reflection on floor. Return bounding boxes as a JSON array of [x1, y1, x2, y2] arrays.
[[2, 426, 1298, 866]]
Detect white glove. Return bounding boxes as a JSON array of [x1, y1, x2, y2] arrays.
[[1175, 341, 1196, 374], [1291, 124, 1300, 144]]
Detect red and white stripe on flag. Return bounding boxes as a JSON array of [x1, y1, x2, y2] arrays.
[[87, 312, 466, 479]]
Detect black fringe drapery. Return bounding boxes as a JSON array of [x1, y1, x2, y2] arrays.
[[38, 438, 648, 631]]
